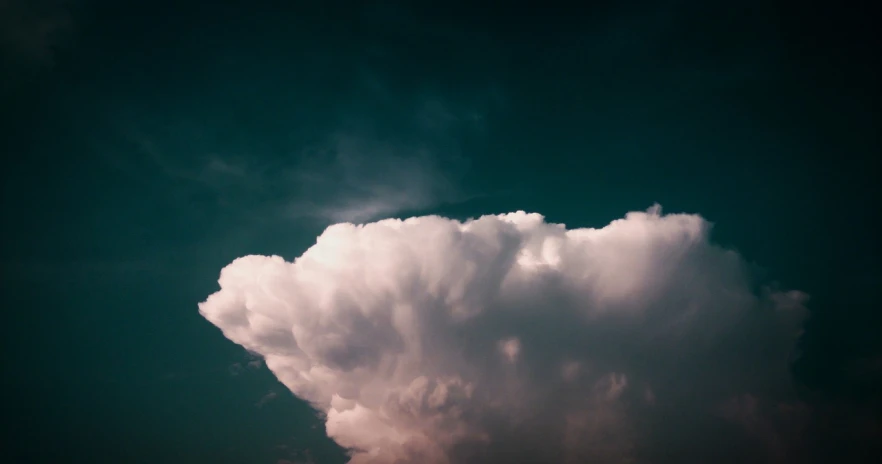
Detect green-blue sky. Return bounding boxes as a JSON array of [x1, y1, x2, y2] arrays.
[[2, 1, 879, 463]]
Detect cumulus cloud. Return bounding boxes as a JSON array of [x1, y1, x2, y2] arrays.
[[199, 205, 810, 463]]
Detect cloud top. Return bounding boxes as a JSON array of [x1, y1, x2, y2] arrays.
[[199, 205, 808, 463]]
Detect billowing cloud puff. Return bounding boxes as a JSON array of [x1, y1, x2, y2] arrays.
[[199, 205, 809, 463]]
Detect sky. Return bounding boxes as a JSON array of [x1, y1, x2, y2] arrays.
[[1, 1, 879, 463]]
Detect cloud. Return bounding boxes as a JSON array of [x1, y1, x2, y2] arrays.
[[284, 131, 468, 225], [227, 363, 244, 377], [199, 205, 811, 463], [256, 391, 279, 408], [102, 91, 485, 230]]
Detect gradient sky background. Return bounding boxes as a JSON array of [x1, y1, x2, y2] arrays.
[[1, 1, 879, 463]]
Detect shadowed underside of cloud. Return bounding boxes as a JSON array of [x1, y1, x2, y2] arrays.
[[199, 205, 814, 463]]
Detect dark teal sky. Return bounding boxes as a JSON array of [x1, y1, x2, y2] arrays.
[[2, 1, 879, 463]]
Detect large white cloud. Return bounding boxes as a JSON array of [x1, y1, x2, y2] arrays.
[[199, 205, 809, 463]]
